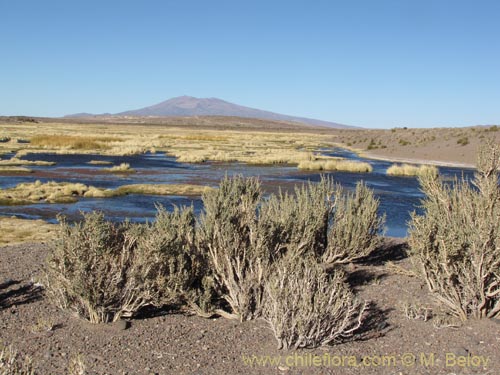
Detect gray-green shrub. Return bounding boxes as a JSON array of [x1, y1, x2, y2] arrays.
[[199, 175, 383, 322], [408, 143, 500, 320], [198, 175, 268, 321], [45, 208, 202, 323], [263, 255, 366, 349], [322, 182, 385, 265]]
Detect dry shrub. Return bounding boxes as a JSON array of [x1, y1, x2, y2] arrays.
[[134, 206, 209, 310], [199, 175, 383, 323], [258, 179, 333, 259], [45, 207, 202, 323], [198, 175, 268, 321], [322, 182, 385, 265], [263, 256, 366, 349], [408, 143, 500, 320]]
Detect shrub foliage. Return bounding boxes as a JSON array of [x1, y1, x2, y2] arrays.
[[45, 174, 384, 348], [45, 208, 202, 323], [263, 256, 366, 349], [408, 143, 500, 320]]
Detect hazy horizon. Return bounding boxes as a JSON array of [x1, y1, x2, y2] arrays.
[[1, 0, 499, 128]]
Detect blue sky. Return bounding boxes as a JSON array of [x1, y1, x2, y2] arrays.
[[0, 0, 499, 128]]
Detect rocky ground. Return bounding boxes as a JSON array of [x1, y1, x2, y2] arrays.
[[1, 240, 499, 375]]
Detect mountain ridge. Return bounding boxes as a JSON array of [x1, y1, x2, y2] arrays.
[[65, 96, 355, 129]]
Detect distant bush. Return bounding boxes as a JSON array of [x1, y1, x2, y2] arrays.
[[408, 143, 500, 320], [263, 256, 366, 349], [398, 139, 410, 146], [0, 136, 11, 143], [456, 136, 469, 146]]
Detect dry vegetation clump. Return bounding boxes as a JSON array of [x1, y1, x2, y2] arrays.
[[0, 157, 55, 166], [30, 135, 120, 150], [198, 176, 268, 321], [0, 167, 33, 174], [0, 181, 89, 205], [264, 256, 366, 349], [0, 217, 56, 247], [44, 209, 202, 323], [113, 184, 212, 197], [87, 160, 112, 165], [0, 345, 35, 375], [39, 174, 383, 349], [322, 182, 385, 265], [386, 163, 438, 177], [408, 143, 500, 321], [103, 162, 135, 173], [198, 175, 382, 346], [0, 181, 210, 205], [131, 206, 209, 310], [297, 159, 373, 173]]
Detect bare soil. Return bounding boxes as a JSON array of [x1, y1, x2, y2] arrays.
[[1, 240, 499, 375]]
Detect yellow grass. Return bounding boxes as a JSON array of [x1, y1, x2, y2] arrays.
[[0, 157, 55, 166], [1, 121, 344, 162], [0, 166, 33, 173], [297, 159, 373, 173], [30, 135, 122, 150], [386, 163, 439, 177], [87, 160, 113, 165], [0, 217, 56, 246], [103, 162, 135, 173], [0, 180, 211, 205], [114, 184, 212, 196]]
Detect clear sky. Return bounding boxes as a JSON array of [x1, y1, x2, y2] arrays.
[[0, 0, 499, 128]]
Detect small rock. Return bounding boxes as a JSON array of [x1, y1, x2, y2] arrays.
[[116, 320, 131, 330], [278, 366, 290, 371], [450, 347, 468, 357]]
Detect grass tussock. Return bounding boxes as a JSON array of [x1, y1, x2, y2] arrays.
[[87, 160, 113, 165], [0, 166, 33, 174], [297, 159, 373, 173], [103, 163, 135, 173], [0, 157, 55, 166], [0, 217, 56, 247], [114, 184, 212, 196], [386, 163, 438, 177], [0, 180, 211, 205], [30, 135, 121, 150]]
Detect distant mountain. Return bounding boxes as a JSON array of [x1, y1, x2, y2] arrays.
[[65, 96, 355, 128]]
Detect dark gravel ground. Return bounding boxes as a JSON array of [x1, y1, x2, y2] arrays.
[[1, 240, 499, 375]]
